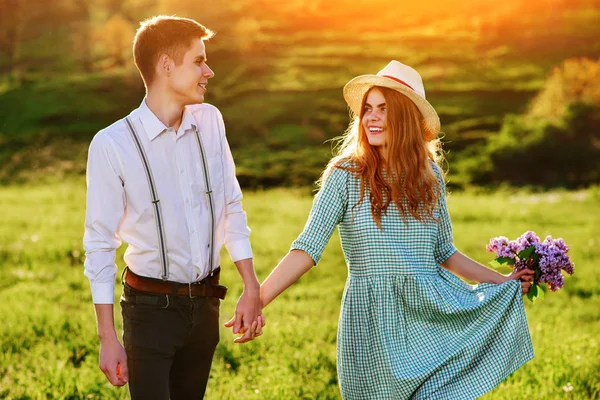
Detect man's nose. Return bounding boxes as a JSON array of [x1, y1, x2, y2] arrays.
[[203, 64, 214, 78]]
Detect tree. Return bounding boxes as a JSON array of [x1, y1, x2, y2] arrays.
[[528, 57, 600, 124], [96, 14, 136, 68], [0, 0, 90, 78], [462, 58, 600, 187], [0, 0, 39, 78]]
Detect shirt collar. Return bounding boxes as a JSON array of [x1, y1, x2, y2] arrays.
[[136, 99, 197, 141], [137, 99, 168, 141], [180, 106, 197, 134]]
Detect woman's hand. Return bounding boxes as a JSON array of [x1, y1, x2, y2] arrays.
[[224, 285, 264, 343], [507, 268, 535, 295]]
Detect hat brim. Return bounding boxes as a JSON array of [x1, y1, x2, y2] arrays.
[[343, 75, 440, 135]]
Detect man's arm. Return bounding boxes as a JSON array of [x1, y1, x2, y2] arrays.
[[94, 304, 128, 385], [83, 132, 128, 384], [215, 111, 262, 342]]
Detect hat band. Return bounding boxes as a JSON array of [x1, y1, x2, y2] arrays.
[[381, 75, 415, 91]]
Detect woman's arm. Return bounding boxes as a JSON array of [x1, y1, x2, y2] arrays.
[[441, 251, 506, 284], [441, 251, 534, 293], [260, 250, 314, 308]]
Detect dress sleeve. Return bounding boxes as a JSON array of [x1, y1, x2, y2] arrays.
[[433, 164, 457, 264], [290, 166, 349, 265]]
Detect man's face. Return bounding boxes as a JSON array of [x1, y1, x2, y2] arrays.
[[168, 38, 214, 105]]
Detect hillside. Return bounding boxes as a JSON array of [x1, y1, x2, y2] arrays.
[[1, 0, 599, 186]]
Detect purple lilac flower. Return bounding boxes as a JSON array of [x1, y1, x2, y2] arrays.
[[488, 231, 574, 294], [541, 236, 575, 274], [553, 238, 568, 252], [516, 230, 541, 252], [532, 234, 575, 290], [488, 231, 575, 295], [562, 258, 575, 275], [486, 236, 509, 252], [535, 242, 551, 257], [508, 241, 520, 255], [539, 271, 565, 291], [514, 259, 529, 272], [486, 236, 517, 259]]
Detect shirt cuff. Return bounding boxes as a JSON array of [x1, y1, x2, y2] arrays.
[[226, 239, 253, 262], [90, 281, 116, 304]]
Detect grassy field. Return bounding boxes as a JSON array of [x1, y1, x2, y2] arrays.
[[1, 180, 599, 399]]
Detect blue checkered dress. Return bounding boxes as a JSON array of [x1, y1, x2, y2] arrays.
[[291, 162, 534, 399]]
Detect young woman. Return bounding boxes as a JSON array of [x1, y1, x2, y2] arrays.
[[259, 61, 535, 399]]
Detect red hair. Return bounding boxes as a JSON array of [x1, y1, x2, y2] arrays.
[[323, 86, 444, 227]]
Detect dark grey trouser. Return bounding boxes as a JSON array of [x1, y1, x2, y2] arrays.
[[120, 283, 220, 400]]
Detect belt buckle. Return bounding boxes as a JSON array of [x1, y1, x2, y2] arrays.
[[188, 282, 196, 299]]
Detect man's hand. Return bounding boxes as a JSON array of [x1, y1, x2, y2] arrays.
[[231, 314, 266, 344], [224, 285, 265, 343], [99, 335, 128, 386]]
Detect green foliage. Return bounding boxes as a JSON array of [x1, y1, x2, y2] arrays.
[[1, 181, 599, 399], [528, 57, 600, 123], [0, 72, 145, 183], [527, 283, 544, 303], [1, 2, 600, 188], [455, 57, 600, 188], [518, 245, 536, 260], [489, 256, 515, 268], [466, 102, 600, 187]]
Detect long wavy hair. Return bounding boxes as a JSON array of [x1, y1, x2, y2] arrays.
[[321, 86, 445, 228]]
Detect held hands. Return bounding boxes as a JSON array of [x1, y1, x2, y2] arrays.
[[224, 284, 266, 344], [99, 335, 128, 386], [506, 268, 535, 295]]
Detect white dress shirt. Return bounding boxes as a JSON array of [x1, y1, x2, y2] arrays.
[[83, 100, 252, 304]]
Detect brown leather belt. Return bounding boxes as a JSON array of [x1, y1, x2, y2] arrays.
[[125, 268, 228, 299]]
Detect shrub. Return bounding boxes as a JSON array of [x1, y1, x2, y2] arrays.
[[460, 57, 600, 188]]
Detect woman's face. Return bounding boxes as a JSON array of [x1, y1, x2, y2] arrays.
[[361, 88, 388, 149]]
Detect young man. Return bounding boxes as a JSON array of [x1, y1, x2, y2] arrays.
[[83, 16, 263, 399]]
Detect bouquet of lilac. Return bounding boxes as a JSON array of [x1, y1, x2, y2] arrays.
[[486, 231, 575, 302]]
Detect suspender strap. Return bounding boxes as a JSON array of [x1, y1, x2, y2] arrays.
[[125, 117, 170, 280], [192, 124, 216, 277]]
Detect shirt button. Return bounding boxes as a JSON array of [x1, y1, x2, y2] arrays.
[[179, 168, 184, 174], [186, 199, 190, 203]]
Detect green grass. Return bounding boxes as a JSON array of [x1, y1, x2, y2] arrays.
[[1, 180, 599, 399]]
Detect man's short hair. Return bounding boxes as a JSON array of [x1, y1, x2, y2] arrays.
[[133, 16, 214, 87]]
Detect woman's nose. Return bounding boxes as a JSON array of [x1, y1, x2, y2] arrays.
[[369, 112, 380, 121]]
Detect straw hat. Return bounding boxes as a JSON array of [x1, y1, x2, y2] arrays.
[[343, 60, 440, 135]]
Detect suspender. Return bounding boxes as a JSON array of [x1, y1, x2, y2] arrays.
[[125, 117, 169, 280], [192, 124, 216, 277], [124, 117, 216, 280]]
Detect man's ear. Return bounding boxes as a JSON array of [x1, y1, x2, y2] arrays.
[[157, 54, 173, 78]]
